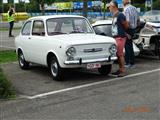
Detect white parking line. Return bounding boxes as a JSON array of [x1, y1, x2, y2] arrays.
[[0, 46, 15, 49], [26, 68, 160, 99], [0, 40, 14, 42]]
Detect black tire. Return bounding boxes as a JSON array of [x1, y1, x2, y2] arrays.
[[18, 51, 29, 69], [98, 64, 112, 75], [155, 39, 160, 59], [49, 56, 64, 81]]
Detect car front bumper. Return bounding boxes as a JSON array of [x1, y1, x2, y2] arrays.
[[64, 56, 117, 65]]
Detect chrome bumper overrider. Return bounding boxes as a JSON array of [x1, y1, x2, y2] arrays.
[[64, 56, 117, 65]]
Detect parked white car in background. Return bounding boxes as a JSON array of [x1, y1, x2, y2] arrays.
[[92, 20, 140, 56], [135, 10, 160, 58], [142, 10, 160, 22], [15, 15, 117, 80]]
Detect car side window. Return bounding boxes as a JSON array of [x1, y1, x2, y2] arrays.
[[94, 25, 112, 37], [21, 21, 31, 36], [32, 20, 45, 36]]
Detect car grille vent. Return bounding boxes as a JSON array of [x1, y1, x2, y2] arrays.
[[83, 48, 103, 53]]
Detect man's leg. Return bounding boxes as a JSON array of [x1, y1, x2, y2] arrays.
[[129, 40, 135, 65], [125, 39, 130, 65], [129, 29, 135, 66], [9, 22, 12, 36], [10, 21, 14, 36], [119, 56, 125, 73], [115, 37, 126, 76]]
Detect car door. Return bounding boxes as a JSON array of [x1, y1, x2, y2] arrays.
[[26, 20, 46, 64], [20, 20, 32, 61]]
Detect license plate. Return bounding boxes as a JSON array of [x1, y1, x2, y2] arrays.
[[87, 63, 101, 69]]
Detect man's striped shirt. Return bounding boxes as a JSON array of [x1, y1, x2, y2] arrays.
[[123, 4, 139, 29]]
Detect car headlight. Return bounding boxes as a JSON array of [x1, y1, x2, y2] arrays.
[[109, 44, 117, 55], [66, 47, 76, 57]]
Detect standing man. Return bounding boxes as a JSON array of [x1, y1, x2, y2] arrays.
[[8, 6, 15, 37], [109, 0, 129, 77], [123, 0, 140, 68]]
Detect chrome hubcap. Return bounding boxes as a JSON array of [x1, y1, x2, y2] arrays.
[[19, 54, 24, 67], [51, 61, 58, 77]]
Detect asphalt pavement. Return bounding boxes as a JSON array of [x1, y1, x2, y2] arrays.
[[1, 56, 160, 97], [0, 30, 19, 51], [0, 57, 160, 120]]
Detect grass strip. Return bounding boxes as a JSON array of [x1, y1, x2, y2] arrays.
[[0, 50, 17, 64], [0, 68, 16, 99]]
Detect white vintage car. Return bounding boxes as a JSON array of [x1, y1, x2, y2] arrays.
[[15, 15, 117, 80]]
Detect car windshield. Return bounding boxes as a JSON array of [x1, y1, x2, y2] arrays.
[[144, 10, 160, 16], [93, 24, 112, 37], [46, 17, 94, 35], [143, 10, 160, 22]]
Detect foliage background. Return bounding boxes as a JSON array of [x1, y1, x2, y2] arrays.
[[0, 0, 160, 13]]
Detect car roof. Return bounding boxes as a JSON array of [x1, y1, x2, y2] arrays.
[[27, 15, 85, 21], [92, 20, 112, 26]]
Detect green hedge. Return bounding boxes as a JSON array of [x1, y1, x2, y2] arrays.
[[0, 68, 15, 99]]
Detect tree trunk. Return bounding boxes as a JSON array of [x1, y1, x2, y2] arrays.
[[41, 0, 45, 15], [102, 0, 108, 20], [83, 0, 88, 18]]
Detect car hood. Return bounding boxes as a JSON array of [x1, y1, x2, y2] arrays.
[[49, 34, 116, 45], [143, 15, 160, 22], [147, 22, 160, 27]]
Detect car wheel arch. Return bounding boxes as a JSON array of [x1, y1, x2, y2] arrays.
[[47, 52, 59, 67], [17, 48, 23, 55]]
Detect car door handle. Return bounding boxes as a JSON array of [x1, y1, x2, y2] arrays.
[[28, 37, 31, 39]]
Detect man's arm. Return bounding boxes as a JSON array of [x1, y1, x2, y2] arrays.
[[119, 13, 129, 31], [122, 20, 129, 31]]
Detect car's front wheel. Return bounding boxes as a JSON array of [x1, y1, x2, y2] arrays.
[[49, 56, 64, 80], [18, 51, 29, 69], [98, 64, 112, 75]]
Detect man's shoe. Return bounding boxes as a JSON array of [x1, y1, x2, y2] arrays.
[[125, 64, 131, 68], [130, 64, 135, 69], [111, 70, 120, 75], [9, 35, 14, 37], [118, 72, 126, 77]]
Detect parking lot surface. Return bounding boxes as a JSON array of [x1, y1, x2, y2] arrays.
[[0, 30, 19, 51], [1, 55, 160, 97], [0, 55, 160, 120]]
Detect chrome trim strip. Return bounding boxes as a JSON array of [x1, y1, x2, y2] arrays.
[[83, 48, 103, 53], [64, 57, 117, 65]]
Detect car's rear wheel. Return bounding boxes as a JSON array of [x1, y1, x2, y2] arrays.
[[18, 51, 29, 69], [49, 56, 64, 80], [98, 64, 112, 75]]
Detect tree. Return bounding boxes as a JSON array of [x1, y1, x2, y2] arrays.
[[83, 0, 88, 17], [102, 0, 110, 19], [38, 0, 56, 15]]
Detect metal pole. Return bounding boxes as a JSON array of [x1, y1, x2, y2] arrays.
[[2, 3, 4, 13], [151, 0, 153, 11], [25, 3, 26, 12], [1, 3, 4, 22], [14, 3, 16, 12]]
